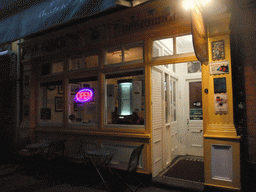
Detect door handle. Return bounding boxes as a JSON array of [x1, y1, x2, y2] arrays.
[[187, 119, 189, 125]]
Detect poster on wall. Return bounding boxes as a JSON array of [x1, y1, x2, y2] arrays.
[[55, 97, 63, 112], [212, 40, 225, 60], [210, 61, 229, 75]]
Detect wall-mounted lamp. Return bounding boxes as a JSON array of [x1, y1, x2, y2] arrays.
[[183, 0, 210, 64], [183, 0, 210, 10]]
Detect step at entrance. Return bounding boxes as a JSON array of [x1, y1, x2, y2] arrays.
[[152, 156, 204, 191]]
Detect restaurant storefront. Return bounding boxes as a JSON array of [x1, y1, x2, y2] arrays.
[[1, 0, 242, 191]]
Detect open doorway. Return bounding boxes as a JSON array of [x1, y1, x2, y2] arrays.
[[152, 61, 204, 182]]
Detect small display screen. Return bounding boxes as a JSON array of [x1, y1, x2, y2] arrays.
[[214, 77, 226, 93]]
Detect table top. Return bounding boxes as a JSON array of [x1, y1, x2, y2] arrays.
[[87, 147, 117, 156], [25, 143, 49, 149]]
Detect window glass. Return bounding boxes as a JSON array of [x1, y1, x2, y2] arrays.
[[69, 57, 85, 70], [187, 61, 201, 73], [173, 80, 176, 122], [68, 77, 98, 125], [106, 47, 122, 65], [189, 82, 203, 120], [173, 64, 176, 73], [105, 42, 144, 65], [39, 81, 63, 124], [170, 78, 177, 122], [165, 74, 168, 123], [41, 62, 64, 76], [152, 45, 160, 57], [69, 55, 99, 70], [153, 38, 173, 58], [105, 71, 145, 126], [176, 35, 194, 54], [85, 55, 98, 68], [52, 62, 64, 73], [124, 43, 143, 62]]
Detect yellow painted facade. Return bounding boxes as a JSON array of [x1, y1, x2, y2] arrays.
[[203, 11, 240, 190], [17, 0, 241, 190]]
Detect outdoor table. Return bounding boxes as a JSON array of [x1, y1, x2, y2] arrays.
[[25, 143, 50, 155], [87, 147, 117, 190], [17, 143, 50, 175]]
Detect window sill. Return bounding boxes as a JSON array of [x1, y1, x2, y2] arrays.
[[68, 123, 98, 129], [38, 122, 63, 127], [104, 124, 145, 130], [35, 127, 150, 139], [104, 59, 144, 66]]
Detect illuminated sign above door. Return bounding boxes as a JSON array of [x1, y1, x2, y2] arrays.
[[74, 88, 94, 103]]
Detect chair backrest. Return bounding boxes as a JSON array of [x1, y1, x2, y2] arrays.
[[47, 139, 67, 158], [127, 144, 144, 172], [65, 137, 84, 157]]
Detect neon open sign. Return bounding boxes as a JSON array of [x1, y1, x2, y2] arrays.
[[74, 88, 94, 103]]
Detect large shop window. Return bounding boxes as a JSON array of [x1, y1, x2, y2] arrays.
[[105, 42, 144, 65], [153, 35, 194, 58], [39, 81, 63, 125], [105, 70, 145, 127], [68, 76, 98, 125]]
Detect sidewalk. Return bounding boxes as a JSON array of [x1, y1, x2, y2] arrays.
[[0, 155, 184, 192]]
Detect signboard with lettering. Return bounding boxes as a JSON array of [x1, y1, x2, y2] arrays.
[[74, 88, 94, 103], [190, 108, 203, 120], [0, 0, 116, 44]]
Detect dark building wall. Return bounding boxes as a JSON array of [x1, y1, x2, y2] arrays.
[[0, 55, 17, 159], [230, 0, 256, 160], [230, 0, 256, 191]]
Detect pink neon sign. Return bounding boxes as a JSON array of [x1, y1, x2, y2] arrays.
[[74, 88, 94, 103]]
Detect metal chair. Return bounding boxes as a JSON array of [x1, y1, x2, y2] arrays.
[[37, 139, 67, 179], [87, 146, 116, 190], [44, 139, 67, 160], [64, 137, 90, 164], [109, 144, 145, 192], [17, 140, 47, 175]]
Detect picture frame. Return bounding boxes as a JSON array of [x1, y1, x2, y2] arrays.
[[55, 97, 63, 112], [74, 102, 83, 111], [47, 85, 56, 91], [40, 107, 51, 119], [212, 40, 225, 61], [209, 61, 229, 75], [58, 84, 63, 94]]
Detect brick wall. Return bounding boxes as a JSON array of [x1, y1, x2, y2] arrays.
[[230, 0, 256, 162]]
